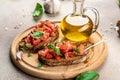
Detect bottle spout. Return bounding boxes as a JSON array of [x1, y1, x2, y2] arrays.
[[72, 0, 85, 15]]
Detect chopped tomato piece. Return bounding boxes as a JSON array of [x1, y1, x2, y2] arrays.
[[45, 20, 52, 27], [60, 44, 68, 53], [38, 27, 44, 31], [25, 35, 33, 43], [65, 52, 74, 59], [44, 26, 52, 33], [45, 53, 53, 59], [32, 39, 41, 46], [32, 27, 37, 33], [41, 33, 49, 41], [59, 41, 75, 53], [38, 50, 47, 57], [78, 44, 85, 54], [51, 32, 55, 37]]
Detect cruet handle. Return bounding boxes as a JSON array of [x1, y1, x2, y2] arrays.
[[83, 7, 100, 32]]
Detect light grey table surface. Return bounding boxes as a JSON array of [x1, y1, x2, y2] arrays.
[[0, 0, 120, 80]]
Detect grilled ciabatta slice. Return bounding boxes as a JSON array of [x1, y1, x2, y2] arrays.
[[38, 40, 92, 66], [19, 20, 59, 52]]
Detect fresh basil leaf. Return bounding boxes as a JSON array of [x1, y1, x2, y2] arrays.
[[76, 71, 99, 80], [74, 47, 79, 54], [119, 0, 120, 6], [33, 3, 43, 20], [54, 47, 60, 55], [48, 44, 60, 55], [38, 63, 43, 68], [20, 44, 28, 51], [32, 30, 44, 38], [28, 52, 32, 57], [48, 44, 55, 49]]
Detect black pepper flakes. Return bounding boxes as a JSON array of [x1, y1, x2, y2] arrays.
[[116, 20, 120, 37]]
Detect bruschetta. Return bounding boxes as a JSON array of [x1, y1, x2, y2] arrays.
[[38, 40, 92, 66], [19, 20, 59, 51]]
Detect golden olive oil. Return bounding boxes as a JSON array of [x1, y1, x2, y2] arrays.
[[61, 14, 93, 42]]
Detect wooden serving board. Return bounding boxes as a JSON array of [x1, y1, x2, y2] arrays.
[[10, 22, 108, 79]]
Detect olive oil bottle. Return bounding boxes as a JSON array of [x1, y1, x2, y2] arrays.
[[61, 0, 99, 42]]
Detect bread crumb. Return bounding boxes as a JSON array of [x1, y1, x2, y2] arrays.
[[19, 22, 23, 26], [5, 27, 8, 31], [14, 25, 19, 29]]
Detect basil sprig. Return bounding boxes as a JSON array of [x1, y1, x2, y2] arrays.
[[73, 47, 79, 54], [48, 44, 60, 55], [76, 71, 99, 80], [32, 30, 44, 39], [33, 3, 43, 20]]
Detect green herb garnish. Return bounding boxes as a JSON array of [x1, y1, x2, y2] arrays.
[[62, 41, 66, 44], [76, 71, 99, 80], [33, 3, 43, 20], [20, 43, 32, 51], [32, 30, 44, 38], [73, 47, 79, 54], [28, 52, 32, 57], [38, 63, 43, 68], [21, 45, 28, 51], [119, 0, 120, 6], [48, 44, 60, 55], [25, 43, 32, 48]]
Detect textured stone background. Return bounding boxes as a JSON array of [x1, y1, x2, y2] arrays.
[[0, 0, 120, 80]]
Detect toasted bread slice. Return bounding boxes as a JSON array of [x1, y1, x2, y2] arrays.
[[19, 20, 59, 52], [38, 41, 93, 66], [38, 54, 88, 66]]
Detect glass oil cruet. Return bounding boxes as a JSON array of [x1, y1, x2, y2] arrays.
[[61, 0, 99, 42]]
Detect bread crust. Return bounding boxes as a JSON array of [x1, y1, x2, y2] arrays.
[[38, 54, 87, 66], [38, 41, 92, 66]]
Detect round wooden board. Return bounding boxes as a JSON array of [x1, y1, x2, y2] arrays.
[[10, 22, 108, 79]]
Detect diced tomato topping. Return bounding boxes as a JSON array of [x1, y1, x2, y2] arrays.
[[60, 44, 68, 53], [38, 39, 87, 60], [45, 53, 53, 59], [28, 20, 57, 46], [38, 50, 47, 57], [64, 52, 74, 59], [32, 39, 41, 46], [49, 25, 56, 32], [38, 27, 44, 31], [32, 27, 37, 33], [78, 44, 85, 54], [25, 35, 33, 43], [41, 33, 49, 41], [51, 32, 55, 37], [59, 41, 75, 53], [44, 26, 52, 33], [53, 53, 61, 60], [45, 20, 52, 27]]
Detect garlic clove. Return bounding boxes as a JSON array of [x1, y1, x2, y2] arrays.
[[43, 0, 61, 14], [16, 51, 23, 60]]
